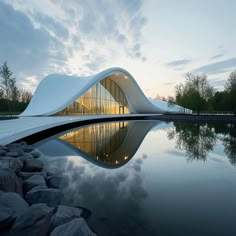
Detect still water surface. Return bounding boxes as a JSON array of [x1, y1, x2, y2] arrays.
[[36, 120, 236, 236]]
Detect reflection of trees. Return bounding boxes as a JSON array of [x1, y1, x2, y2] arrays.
[[214, 124, 236, 165], [168, 123, 217, 161]]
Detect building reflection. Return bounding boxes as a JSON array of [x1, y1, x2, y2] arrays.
[[38, 121, 160, 168]]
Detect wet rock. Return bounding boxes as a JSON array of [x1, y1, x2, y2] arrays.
[[0, 146, 9, 152], [25, 188, 63, 207], [18, 169, 47, 180], [30, 150, 41, 158], [47, 175, 62, 189], [7, 143, 21, 149], [0, 157, 23, 173], [22, 145, 34, 153], [0, 206, 15, 229], [0, 169, 22, 194], [0, 192, 29, 219], [50, 218, 97, 236], [50, 205, 83, 230], [10, 203, 55, 236], [10, 147, 25, 156], [0, 149, 7, 156], [18, 153, 34, 162], [6, 151, 19, 158], [23, 175, 46, 193], [23, 159, 44, 172]]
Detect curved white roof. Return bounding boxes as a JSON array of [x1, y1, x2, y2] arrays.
[[20, 67, 191, 116]]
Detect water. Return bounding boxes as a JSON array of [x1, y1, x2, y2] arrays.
[[36, 120, 236, 236]]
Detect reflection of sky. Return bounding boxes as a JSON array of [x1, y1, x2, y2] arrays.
[[38, 122, 236, 236]]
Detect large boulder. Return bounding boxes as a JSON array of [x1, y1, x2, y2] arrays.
[[23, 175, 46, 193], [0, 169, 23, 194], [0, 149, 7, 156], [18, 169, 47, 180], [50, 205, 83, 230], [47, 175, 62, 189], [18, 153, 34, 162], [5, 151, 19, 158], [30, 151, 41, 158], [10, 203, 55, 236], [0, 192, 29, 219], [0, 157, 23, 173], [50, 218, 97, 236], [25, 188, 63, 207], [0, 206, 15, 229], [21, 145, 34, 153], [23, 159, 44, 172]]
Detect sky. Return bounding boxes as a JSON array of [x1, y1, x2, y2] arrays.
[[0, 0, 236, 98]]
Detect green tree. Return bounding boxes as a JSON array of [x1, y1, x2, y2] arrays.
[[225, 70, 236, 115], [175, 73, 215, 114]]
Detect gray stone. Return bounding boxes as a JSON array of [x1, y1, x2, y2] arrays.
[[18, 169, 47, 180], [10, 147, 25, 156], [0, 192, 29, 219], [23, 159, 44, 172], [1, 146, 9, 152], [0, 157, 23, 173], [10, 203, 55, 236], [22, 145, 35, 153], [25, 188, 63, 207], [0, 169, 23, 194], [47, 175, 62, 189], [6, 151, 19, 158], [23, 175, 46, 193], [0, 149, 7, 156], [18, 153, 34, 162], [50, 205, 83, 230], [7, 143, 21, 149], [30, 150, 41, 158], [0, 206, 15, 229], [50, 218, 97, 236]]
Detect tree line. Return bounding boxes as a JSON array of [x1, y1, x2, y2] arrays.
[[0, 62, 32, 114], [173, 71, 236, 115]]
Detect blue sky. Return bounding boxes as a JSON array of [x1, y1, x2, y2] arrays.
[[0, 0, 236, 97]]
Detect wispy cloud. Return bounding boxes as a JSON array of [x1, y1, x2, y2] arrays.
[[191, 57, 236, 75], [166, 58, 192, 68], [1, 0, 147, 91], [210, 53, 224, 60]]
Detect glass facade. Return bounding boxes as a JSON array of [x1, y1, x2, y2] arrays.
[[55, 76, 129, 115], [59, 121, 130, 165]]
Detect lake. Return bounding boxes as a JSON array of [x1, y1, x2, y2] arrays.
[[35, 120, 236, 236]]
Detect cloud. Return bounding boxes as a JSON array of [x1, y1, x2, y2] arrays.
[[1, 0, 147, 91], [191, 58, 236, 75], [166, 58, 191, 68], [209, 78, 227, 87], [211, 53, 224, 60]]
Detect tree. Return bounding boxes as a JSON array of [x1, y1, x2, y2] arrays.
[[225, 70, 236, 115], [175, 73, 215, 114], [20, 89, 32, 103], [0, 61, 14, 111]]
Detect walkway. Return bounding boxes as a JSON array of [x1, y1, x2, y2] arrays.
[[0, 114, 159, 145]]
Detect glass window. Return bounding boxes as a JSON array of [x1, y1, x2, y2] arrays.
[[55, 76, 130, 115]]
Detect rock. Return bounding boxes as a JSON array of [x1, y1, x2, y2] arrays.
[[50, 218, 97, 236], [0, 206, 15, 229], [50, 205, 83, 230], [6, 143, 21, 149], [0, 157, 23, 173], [18, 169, 47, 180], [1, 146, 9, 152], [19, 141, 27, 146], [0, 169, 23, 194], [0, 192, 29, 219], [23, 159, 44, 172], [10, 203, 55, 236], [0, 149, 7, 156], [22, 145, 34, 153], [25, 188, 63, 207], [10, 147, 25, 156], [47, 175, 62, 189], [5, 151, 19, 158], [30, 150, 41, 158], [18, 153, 34, 162], [23, 175, 46, 193], [0, 190, 6, 196]]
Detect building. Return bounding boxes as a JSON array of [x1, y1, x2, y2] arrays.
[[20, 67, 191, 116]]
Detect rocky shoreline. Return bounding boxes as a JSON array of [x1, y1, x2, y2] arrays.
[[0, 141, 97, 236]]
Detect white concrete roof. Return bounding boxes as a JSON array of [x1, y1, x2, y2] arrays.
[[20, 67, 191, 116]]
